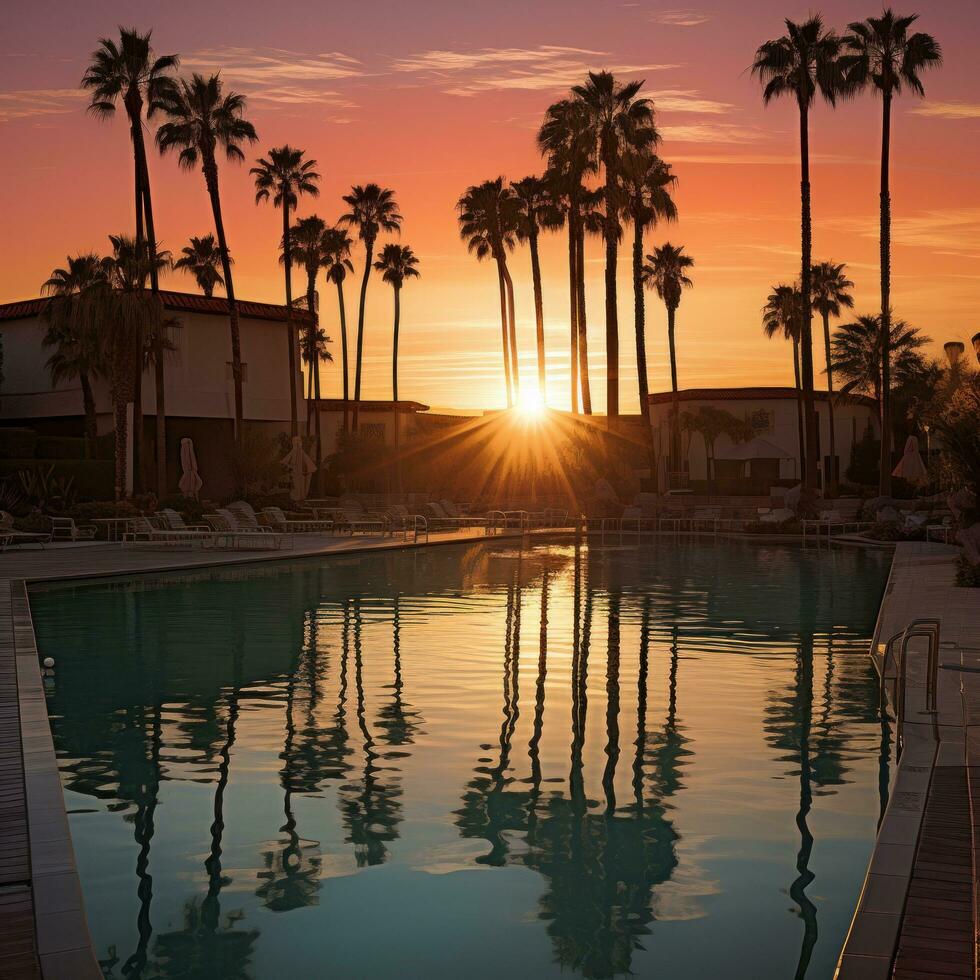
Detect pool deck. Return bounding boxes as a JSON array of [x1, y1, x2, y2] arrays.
[[836, 541, 980, 980], [0, 527, 512, 979], [1, 531, 978, 978]]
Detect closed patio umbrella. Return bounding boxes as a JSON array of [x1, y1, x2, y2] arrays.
[[282, 436, 315, 501], [178, 437, 203, 499], [892, 435, 928, 485]]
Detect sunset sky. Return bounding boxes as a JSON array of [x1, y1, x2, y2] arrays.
[[2, 1, 978, 413]]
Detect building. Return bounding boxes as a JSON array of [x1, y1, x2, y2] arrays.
[[648, 387, 881, 493], [0, 290, 306, 496], [313, 398, 431, 452]]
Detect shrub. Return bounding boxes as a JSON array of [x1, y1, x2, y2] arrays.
[[0, 428, 37, 460], [69, 500, 139, 522], [956, 554, 980, 588], [0, 460, 113, 502], [742, 519, 802, 534], [35, 436, 88, 460]]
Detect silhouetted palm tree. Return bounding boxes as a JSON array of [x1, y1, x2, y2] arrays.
[[288, 214, 332, 471], [830, 314, 928, 410], [251, 146, 320, 437], [374, 244, 421, 405], [539, 99, 596, 413], [571, 71, 657, 418], [172, 234, 227, 297], [621, 151, 677, 416], [511, 176, 558, 402], [763, 284, 806, 482], [811, 261, 854, 492], [340, 184, 402, 432], [82, 28, 178, 494], [41, 254, 107, 452], [643, 243, 693, 481], [841, 11, 941, 494], [323, 226, 355, 433], [457, 178, 520, 407], [155, 73, 258, 448], [753, 16, 843, 494]]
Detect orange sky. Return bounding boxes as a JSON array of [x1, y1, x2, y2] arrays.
[[2, 1, 978, 413]]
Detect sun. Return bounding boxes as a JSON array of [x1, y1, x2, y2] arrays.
[[516, 386, 546, 420]]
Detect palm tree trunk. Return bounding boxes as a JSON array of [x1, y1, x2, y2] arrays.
[[336, 279, 350, 435], [305, 354, 314, 436], [392, 284, 401, 491], [503, 262, 519, 397], [576, 221, 592, 415], [130, 117, 144, 495], [306, 275, 322, 483], [80, 370, 97, 457], [667, 307, 680, 477], [632, 212, 650, 416], [793, 337, 806, 485], [495, 257, 513, 408], [132, 336, 143, 494], [203, 156, 244, 447], [134, 134, 168, 498], [878, 93, 893, 496], [822, 310, 837, 495], [798, 104, 819, 495], [352, 241, 374, 433], [567, 212, 579, 414], [603, 169, 620, 420], [113, 395, 128, 502], [528, 226, 546, 402], [282, 206, 299, 437]]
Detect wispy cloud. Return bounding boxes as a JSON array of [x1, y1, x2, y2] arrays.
[[0, 88, 85, 123], [651, 9, 711, 27], [824, 208, 980, 255], [661, 122, 762, 143], [183, 47, 362, 84], [910, 101, 980, 119], [643, 88, 732, 114], [391, 45, 675, 97]]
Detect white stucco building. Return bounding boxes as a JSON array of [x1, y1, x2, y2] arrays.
[[648, 387, 881, 493], [0, 290, 307, 495]]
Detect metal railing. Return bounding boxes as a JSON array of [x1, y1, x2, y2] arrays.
[[878, 618, 941, 752]]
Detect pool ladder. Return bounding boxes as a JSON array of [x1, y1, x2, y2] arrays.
[[877, 618, 941, 752]]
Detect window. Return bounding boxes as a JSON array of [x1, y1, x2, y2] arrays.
[[226, 362, 248, 383], [748, 408, 773, 435], [361, 423, 386, 441]]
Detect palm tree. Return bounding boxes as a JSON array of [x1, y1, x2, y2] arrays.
[[811, 261, 854, 492], [752, 16, 843, 493], [457, 179, 519, 408], [511, 176, 558, 403], [571, 71, 657, 418], [323, 226, 355, 434], [288, 214, 332, 468], [830, 314, 928, 410], [620, 151, 677, 416], [172, 234, 227, 297], [840, 12, 941, 494], [251, 146, 320, 437], [643, 243, 693, 483], [154, 73, 258, 448], [82, 28, 179, 495], [40, 254, 108, 453], [374, 244, 421, 405], [539, 99, 596, 413], [762, 284, 806, 483], [340, 184, 402, 432]]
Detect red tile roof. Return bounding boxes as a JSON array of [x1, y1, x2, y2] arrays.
[[314, 398, 430, 414], [648, 386, 877, 408], [0, 289, 312, 324]]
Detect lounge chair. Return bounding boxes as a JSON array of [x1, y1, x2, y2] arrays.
[[261, 506, 334, 533], [311, 501, 390, 536], [205, 510, 286, 550], [0, 511, 51, 550], [758, 507, 795, 525], [156, 508, 213, 535], [50, 516, 97, 541]]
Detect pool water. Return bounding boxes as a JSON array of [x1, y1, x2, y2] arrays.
[[32, 539, 892, 979]]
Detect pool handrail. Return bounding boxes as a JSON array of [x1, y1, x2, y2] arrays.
[[888, 618, 941, 752]]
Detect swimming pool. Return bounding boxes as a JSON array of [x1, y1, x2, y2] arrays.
[[33, 539, 891, 979]]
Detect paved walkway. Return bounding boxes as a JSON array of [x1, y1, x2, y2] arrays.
[[836, 542, 980, 980], [0, 527, 517, 978]]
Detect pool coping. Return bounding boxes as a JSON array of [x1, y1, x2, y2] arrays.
[[834, 542, 979, 979]]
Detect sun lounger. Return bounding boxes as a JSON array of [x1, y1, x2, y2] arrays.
[[0, 511, 51, 549], [50, 516, 97, 541], [205, 511, 286, 550], [261, 506, 334, 533]]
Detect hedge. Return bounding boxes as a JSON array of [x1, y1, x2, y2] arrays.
[[35, 436, 88, 460], [0, 428, 38, 460], [0, 459, 114, 500]]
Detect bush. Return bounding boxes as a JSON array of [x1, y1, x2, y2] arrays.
[[158, 494, 206, 523], [0, 428, 37, 460], [69, 500, 139, 522], [35, 436, 88, 460], [956, 554, 980, 588], [847, 428, 881, 486], [861, 520, 926, 542], [742, 519, 802, 534], [0, 460, 113, 502]]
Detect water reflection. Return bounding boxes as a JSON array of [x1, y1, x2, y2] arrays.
[[33, 540, 892, 980]]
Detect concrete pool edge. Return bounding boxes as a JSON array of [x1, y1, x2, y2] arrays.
[[835, 542, 979, 979]]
